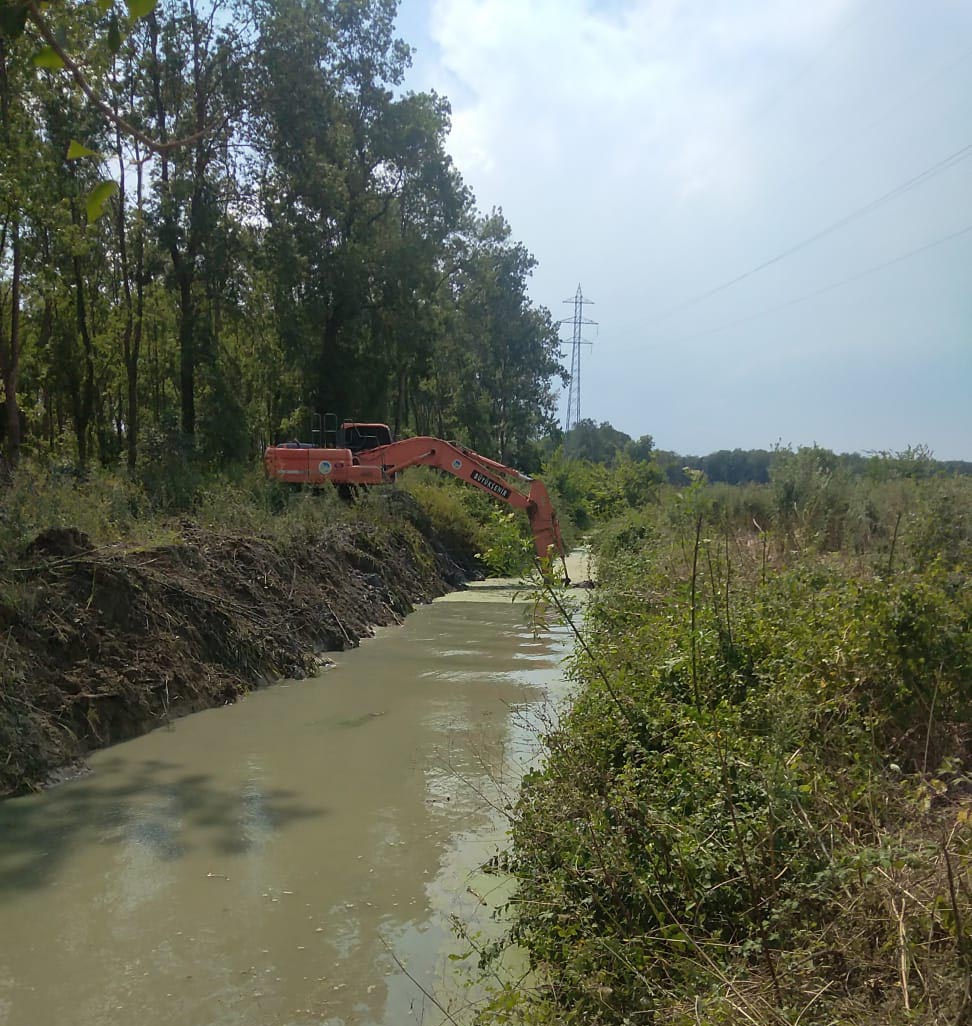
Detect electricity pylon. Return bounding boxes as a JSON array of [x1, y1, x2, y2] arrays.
[[561, 284, 596, 433]]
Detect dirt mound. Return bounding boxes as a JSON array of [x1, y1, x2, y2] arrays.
[[26, 526, 93, 558], [0, 518, 469, 797]]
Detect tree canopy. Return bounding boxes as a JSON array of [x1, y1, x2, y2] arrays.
[[0, 0, 564, 475]]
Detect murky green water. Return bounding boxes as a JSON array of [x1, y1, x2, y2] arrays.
[[0, 570, 580, 1026]]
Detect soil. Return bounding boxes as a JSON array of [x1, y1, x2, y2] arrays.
[[0, 497, 475, 798]]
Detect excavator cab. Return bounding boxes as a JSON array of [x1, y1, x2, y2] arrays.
[[338, 422, 393, 454]]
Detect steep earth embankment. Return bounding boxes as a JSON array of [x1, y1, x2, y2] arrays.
[[0, 501, 473, 797]]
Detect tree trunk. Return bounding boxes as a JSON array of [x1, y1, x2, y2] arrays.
[[318, 313, 341, 417], [178, 271, 195, 439], [71, 220, 96, 467], [0, 40, 21, 470], [150, 11, 198, 444], [393, 366, 406, 438], [127, 315, 141, 469], [3, 218, 21, 468], [117, 122, 144, 470]]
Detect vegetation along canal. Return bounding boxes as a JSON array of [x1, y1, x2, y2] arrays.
[[0, 560, 588, 1026]]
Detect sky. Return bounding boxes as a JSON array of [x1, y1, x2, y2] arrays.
[[393, 0, 972, 459]]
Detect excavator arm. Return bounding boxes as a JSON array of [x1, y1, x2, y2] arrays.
[[357, 437, 568, 573], [264, 431, 569, 580]]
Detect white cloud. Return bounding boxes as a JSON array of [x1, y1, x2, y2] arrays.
[[428, 0, 852, 202]]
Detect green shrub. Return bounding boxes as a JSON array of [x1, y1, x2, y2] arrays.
[[476, 508, 533, 576], [194, 467, 317, 537], [494, 487, 972, 1024], [905, 479, 972, 569], [400, 470, 483, 567], [593, 506, 660, 562], [540, 448, 661, 531]]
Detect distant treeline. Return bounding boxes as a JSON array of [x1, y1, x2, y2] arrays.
[[552, 419, 972, 484]]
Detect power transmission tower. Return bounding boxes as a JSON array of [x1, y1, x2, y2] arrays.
[[560, 284, 597, 433]]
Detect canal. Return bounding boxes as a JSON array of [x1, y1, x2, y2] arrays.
[[0, 566, 583, 1026]]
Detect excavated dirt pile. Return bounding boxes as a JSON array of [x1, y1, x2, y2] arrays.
[[0, 504, 471, 797]]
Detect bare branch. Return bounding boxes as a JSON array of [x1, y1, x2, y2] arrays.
[[25, 0, 216, 155]]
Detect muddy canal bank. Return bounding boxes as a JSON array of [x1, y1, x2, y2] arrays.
[[0, 500, 476, 797]]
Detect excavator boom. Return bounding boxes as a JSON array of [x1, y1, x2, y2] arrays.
[[360, 436, 566, 564], [264, 432, 567, 572]]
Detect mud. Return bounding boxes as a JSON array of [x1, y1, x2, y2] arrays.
[[0, 503, 472, 798]]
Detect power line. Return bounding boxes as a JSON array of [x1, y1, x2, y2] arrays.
[[645, 137, 972, 326], [761, 44, 972, 204], [661, 221, 972, 345]]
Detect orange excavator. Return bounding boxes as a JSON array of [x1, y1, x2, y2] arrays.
[[264, 419, 568, 579]]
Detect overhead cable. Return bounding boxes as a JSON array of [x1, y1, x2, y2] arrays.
[[647, 139, 972, 326], [746, 0, 879, 129], [664, 222, 972, 344]]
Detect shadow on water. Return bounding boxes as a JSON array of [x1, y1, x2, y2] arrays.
[[0, 757, 326, 895]]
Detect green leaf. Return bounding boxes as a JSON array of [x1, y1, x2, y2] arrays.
[[107, 11, 121, 53], [85, 180, 118, 222], [67, 140, 102, 161], [33, 45, 65, 70], [0, 2, 28, 39], [96, 0, 113, 11], [123, 0, 157, 18]]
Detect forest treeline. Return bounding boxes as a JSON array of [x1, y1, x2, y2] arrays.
[[556, 417, 972, 484], [0, 0, 563, 481]]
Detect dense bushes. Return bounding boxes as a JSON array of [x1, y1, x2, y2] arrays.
[[0, 459, 338, 562], [541, 448, 662, 528], [490, 475, 972, 1024]]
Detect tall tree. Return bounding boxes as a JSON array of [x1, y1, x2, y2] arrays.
[[111, 35, 148, 469], [252, 0, 465, 425], [146, 0, 244, 442], [0, 34, 25, 468], [443, 211, 563, 462]]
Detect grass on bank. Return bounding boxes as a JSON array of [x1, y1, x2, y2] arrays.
[[0, 457, 564, 576], [483, 471, 972, 1025]]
